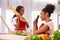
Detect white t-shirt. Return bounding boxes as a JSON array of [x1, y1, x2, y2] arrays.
[[12, 17, 18, 26], [45, 21, 54, 36]]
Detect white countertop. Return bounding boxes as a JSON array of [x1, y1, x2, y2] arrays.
[[0, 34, 28, 40]]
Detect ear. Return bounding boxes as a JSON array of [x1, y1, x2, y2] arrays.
[[45, 12, 48, 16]]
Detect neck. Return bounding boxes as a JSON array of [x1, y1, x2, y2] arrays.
[[20, 14, 22, 16], [45, 17, 51, 22]]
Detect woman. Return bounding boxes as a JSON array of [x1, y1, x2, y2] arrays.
[[33, 4, 55, 36], [12, 6, 29, 31]]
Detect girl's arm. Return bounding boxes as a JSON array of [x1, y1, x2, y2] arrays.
[[25, 21, 29, 28], [22, 17, 29, 28], [15, 17, 20, 28]]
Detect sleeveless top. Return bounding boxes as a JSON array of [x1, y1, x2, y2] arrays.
[[36, 20, 54, 36]]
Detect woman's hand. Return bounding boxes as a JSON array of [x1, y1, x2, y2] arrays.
[[33, 19, 38, 34], [33, 19, 38, 26]]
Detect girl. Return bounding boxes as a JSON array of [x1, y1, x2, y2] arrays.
[[33, 4, 55, 36], [12, 6, 29, 32]]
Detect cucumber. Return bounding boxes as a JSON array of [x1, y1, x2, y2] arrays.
[[36, 15, 39, 20]]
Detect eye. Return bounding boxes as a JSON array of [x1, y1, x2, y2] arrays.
[[22, 9, 24, 12]]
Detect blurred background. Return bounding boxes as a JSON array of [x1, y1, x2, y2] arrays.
[[58, 0, 60, 29], [0, 0, 60, 33]]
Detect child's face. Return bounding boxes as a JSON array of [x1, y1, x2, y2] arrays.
[[19, 8, 24, 16]]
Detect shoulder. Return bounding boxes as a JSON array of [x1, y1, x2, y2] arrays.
[[22, 17, 26, 20], [45, 21, 54, 29], [12, 17, 18, 21], [46, 21, 54, 26], [13, 17, 18, 19], [20, 17, 26, 22]]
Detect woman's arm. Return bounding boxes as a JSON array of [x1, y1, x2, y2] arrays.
[[33, 19, 49, 34], [33, 19, 38, 34], [33, 24, 49, 34], [33, 25, 38, 34]]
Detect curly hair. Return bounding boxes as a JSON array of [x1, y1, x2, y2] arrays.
[[42, 4, 55, 17]]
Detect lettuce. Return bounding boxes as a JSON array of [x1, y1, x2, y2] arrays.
[[52, 30, 60, 40]]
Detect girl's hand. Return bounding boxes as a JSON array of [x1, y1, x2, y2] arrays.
[[20, 17, 26, 22], [25, 21, 29, 28]]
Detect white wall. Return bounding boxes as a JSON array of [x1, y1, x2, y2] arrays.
[[0, 0, 32, 33], [0, 0, 59, 33], [32, 0, 58, 31]]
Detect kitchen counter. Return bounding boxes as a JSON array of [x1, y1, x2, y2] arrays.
[[0, 34, 27, 40]]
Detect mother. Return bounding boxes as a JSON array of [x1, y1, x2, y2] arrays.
[[33, 4, 55, 36]]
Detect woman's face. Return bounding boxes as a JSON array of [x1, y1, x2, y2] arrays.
[[19, 8, 24, 16], [40, 11, 47, 21]]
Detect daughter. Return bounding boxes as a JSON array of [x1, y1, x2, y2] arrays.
[[12, 6, 29, 32]]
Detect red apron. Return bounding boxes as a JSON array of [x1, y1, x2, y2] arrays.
[[15, 18, 26, 31]]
